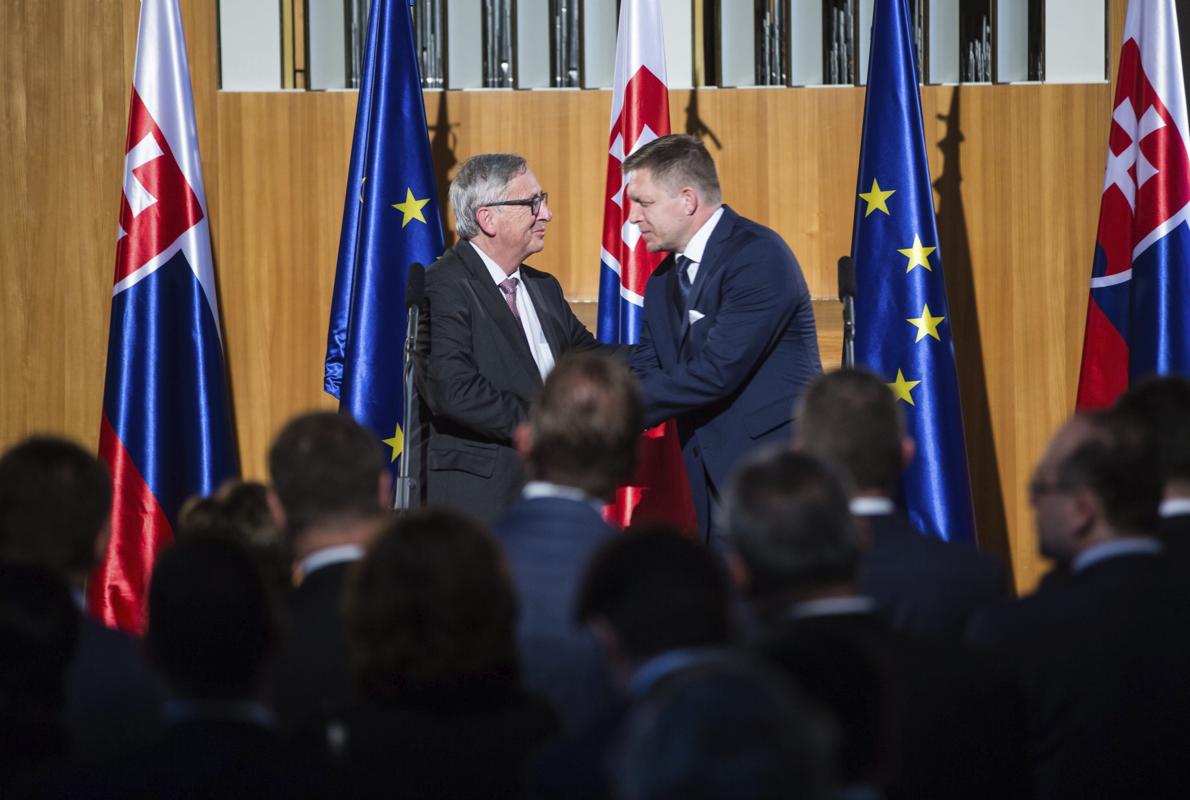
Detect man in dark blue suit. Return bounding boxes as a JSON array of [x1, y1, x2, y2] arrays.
[[623, 134, 822, 543], [796, 369, 1007, 641], [493, 351, 643, 734]]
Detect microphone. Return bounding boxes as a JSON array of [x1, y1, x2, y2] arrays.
[[406, 262, 425, 310], [838, 256, 856, 369]]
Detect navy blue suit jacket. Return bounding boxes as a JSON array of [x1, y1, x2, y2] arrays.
[[630, 206, 822, 533], [857, 511, 1007, 642], [493, 495, 616, 734]]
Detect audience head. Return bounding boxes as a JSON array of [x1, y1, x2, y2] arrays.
[[519, 351, 644, 501], [0, 436, 112, 586], [576, 527, 731, 684], [1114, 375, 1190, 498], [796, 368, 910, 496], [347, 509, 518, 699], [1030, 410, 1161, 563], [268, 411, 387, 551], [723, 449, 859, 610], [623, 134, 723, 254], [146, 537, 280, 701], [611, 658, 834, 800], [178, 479, 290, 589]]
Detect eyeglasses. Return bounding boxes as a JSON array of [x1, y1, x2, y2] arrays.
[[486, 192, 549, 216]]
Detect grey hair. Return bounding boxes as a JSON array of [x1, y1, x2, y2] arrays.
[[449, 153, 528, 239]]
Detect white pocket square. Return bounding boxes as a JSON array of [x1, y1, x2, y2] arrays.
[[688, 309, 706, 323]]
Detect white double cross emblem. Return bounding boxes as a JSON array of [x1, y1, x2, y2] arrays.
[[1104, 97, 1167, 210]]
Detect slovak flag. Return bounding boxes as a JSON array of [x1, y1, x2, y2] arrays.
[[596, 0, 696, 532], [1077, 0, 1190, 408], [89, 0, 238, 632]]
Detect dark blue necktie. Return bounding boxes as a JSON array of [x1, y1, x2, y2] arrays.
[[676, 255, 693, 309]]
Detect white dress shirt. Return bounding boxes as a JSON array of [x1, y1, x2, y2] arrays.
[[471, 241, 556, 380], [675, 206, 725, 286]]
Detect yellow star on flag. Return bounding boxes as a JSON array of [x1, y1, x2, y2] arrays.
[[359, 176, 366, 204], [897, 234, 936, 273], [858, 179, 895, 217], [906, 304, 945, 342], [888, 369, 921, 406], [383, 424, 404, 463], [392, 188, 430, 228]]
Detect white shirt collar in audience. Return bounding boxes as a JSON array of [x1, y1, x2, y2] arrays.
[[164, 698, 276, 729], [299, 543, 364, 580], [849, 496, 895, 516], [1159, 497, 1190, 518], [522, 481, 605, 514], [627, 645, 731, 699], [787, 596, 879, 620], [675, 207, 725, 284], [471, 239, 520, 284], [1071, 537, 1163, 574]]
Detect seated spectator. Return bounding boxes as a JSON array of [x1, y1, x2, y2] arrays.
[[493, 351, 643, 733], [968, 410, 1190, 800], [725, 449, 1028, 800], [266, 411, 390, 733], [610, 658, 835, 800], [178, 479, 290, 591], [324, 509, 558, 799], [796, 368, 1008, 640], [529, 527, 735, 800], [0, 436, 161, 758]]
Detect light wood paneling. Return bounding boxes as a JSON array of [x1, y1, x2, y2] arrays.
[[3, 0, 1124, 593]]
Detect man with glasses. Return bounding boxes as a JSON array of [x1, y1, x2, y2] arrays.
[[416, 153, 609, 519]]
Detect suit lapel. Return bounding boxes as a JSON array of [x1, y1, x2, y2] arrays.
[[455, 243, 542, 388], [679, 206, 737, 346]]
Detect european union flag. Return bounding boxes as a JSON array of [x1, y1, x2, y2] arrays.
[[324, 0, 445, 475], [850, 0, 975, 543]]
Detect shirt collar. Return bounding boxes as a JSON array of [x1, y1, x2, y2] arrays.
[[786, 596, 879, 620], [164, 698, 276, 730], [1159, 498, 1190, 518], [522, 481, 605, 514], [849, 496, 895, 516], [299, 544, 364, 579], [626, 646, 731, 698], [676, 207, 725, 265], [470, 240, 519, 284], [1071, 537, 1163, 574]]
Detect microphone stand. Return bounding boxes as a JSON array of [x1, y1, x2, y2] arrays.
[[839, 256, 856, 369], [394, 263, 425, 511]]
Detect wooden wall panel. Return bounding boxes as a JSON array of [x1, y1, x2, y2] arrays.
[[3, 0, 1122, 592]]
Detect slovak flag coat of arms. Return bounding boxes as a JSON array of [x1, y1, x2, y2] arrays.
[[1078, 0, 1190, 408], [89, 0, 238, 632]]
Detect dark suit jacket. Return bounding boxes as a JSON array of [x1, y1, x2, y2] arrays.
[[857, 511, 1008, 641], [968, 552, 1190, 800], [269, 561, 354, 734], [416, 242, 606, 521], [64, 612, 162, 756], [1158, 511, 1190, 574], [630, 206, 822, 533], [759, 608, 1029, 800], [493, 495, 617, 733]]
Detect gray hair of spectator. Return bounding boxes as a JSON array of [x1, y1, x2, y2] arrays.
[[722, 449, 859, 599], [621, 134, 722, 205], [449, 153, 528, 239]]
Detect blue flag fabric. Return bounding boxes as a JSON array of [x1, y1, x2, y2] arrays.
[[324, 0, 445, 473], [850, 0, 975, 543]]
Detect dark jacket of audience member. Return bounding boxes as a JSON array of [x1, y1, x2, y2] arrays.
[[266, 412, 389, 733], [969, 411, 1190, 800], [797, 369, 1007, 641], [0, 437, 162, 758], [529, 527, 735, 800], [318, 509, 558, 799], [725, 449, 1029, 800], [493, 352, 644, 734]]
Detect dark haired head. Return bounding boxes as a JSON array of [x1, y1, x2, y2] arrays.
[[797, 369, 904, 495], [723, 449, 859, 604], [0, 436, 112, 582], [525, 352, 644, 500], [347, 509, 519, 699], [178, 480, 290, 589], [576, 527, 730, 662], [268, 412, 385, 538], [146, 537, 280, 700], [1114, 375, 1190, 488], [621, 134, 722, 204]]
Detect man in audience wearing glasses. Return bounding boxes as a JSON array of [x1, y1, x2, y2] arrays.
[[416, 153, 612, 521]]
